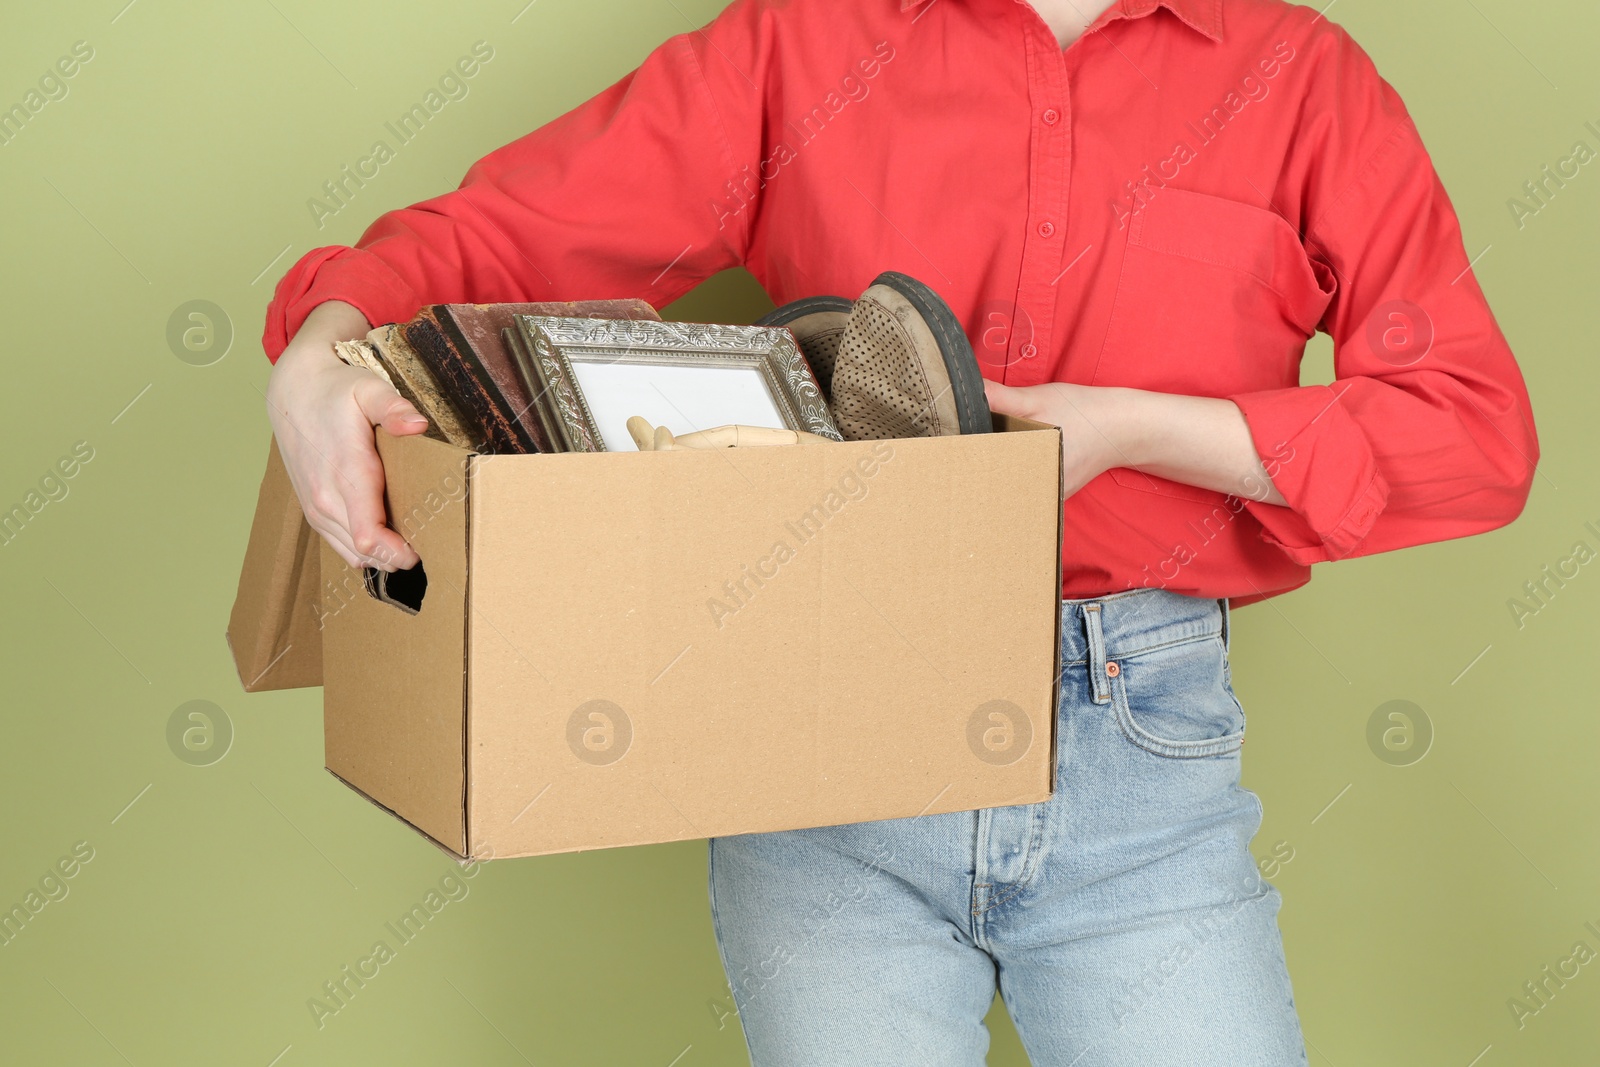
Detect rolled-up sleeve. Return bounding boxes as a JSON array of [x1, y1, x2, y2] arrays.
[[261, 7, 766, 361], [1228, 33, 1538, 566]]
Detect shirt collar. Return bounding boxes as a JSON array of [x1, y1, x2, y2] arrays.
[[898, 0, 1226, 43]]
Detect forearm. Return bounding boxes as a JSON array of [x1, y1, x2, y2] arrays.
[[1112, 388, 1287, 506], [267, 301, 372, 403], [288, 299, 372, 354], [985, 380, 1287, 505]]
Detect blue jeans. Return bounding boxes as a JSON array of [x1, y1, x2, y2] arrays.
[[708, 589, 1308, 1066]]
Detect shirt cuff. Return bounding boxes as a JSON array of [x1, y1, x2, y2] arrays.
[[1228, 385, 1391, 566], [262, 246, 425, 362]]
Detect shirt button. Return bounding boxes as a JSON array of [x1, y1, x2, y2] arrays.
[[1019, 343, 1038, 360], [1042, 107, 1060, 125], [1038, 221, 1056, 238]]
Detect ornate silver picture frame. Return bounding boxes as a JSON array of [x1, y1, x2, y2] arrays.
[[508, 315, 842, 453]]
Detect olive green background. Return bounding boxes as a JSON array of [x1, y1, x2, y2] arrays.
[[0, 0, 1594, 1063]]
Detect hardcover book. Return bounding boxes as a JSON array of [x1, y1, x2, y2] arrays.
[[330, 299, 660, 454], [401, 300, 660, 455], [335, 324, 483, 451]]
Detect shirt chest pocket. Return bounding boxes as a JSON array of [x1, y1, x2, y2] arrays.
[[1091, 187, 1336, 392], [1088, 187, 1337, 500]]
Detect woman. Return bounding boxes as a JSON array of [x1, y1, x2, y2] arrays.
[[262, 0, 1537, 1062]]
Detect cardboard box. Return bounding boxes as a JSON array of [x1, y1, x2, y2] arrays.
[[226, 437, 324, 691], [230, 417, 1064, 861]]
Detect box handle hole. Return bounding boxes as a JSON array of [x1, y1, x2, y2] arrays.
[[362, 560, 428, 615]]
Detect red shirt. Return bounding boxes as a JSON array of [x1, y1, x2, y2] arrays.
[[263, 0, 1538, 604]]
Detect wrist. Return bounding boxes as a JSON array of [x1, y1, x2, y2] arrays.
[[301, 299, 372, 341], [1095, 387, 1160, 471], [272, 301, 370, 377], [280, 300, 371, 362]]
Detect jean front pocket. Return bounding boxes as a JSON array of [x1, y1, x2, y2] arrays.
[[1108, 633, 1245, 759]]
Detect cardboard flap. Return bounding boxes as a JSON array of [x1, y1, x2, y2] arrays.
[[226, 435, 324, 692], [321, 431, 474, 855]]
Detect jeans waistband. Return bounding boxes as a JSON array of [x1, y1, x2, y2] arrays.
[[1060, 588, 1228, 668]]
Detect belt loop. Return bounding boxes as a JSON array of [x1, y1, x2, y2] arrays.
[[1218, 596, 1231, 656], [1082, 603, 1111, 705]]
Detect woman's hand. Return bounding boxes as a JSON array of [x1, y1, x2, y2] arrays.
[[984, 380, 1287, 505], [982, 381, 1132, 497], [264, 300, 431, 572]]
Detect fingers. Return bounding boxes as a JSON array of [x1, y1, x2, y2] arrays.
[[308, 515, 369, 572], [983, 379, 1037, 419], [282, 462, 369, 570], [272, 410, 390, 571], [352, 375, 429, 438], [342, 457, 420, 572], [270, 383, 420, 573], [313, 438, 418, 573], [340, 377, 423, 570], [298, 454, 419, 573], [983, 380, 1086, 431], [626, 416, 657, 451]]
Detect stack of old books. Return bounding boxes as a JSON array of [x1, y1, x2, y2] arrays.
[[333, 299, 662, 454]]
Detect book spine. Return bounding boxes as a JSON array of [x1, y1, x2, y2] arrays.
[[436, 307, 546, 454], [402, 315, 527, 456]]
